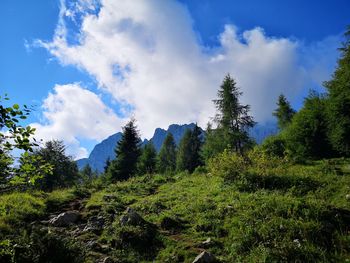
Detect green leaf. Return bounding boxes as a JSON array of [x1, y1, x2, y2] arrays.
[[13, 104, 19, 110]]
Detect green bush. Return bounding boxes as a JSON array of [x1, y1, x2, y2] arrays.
[[207, 149, 248, 181], [261, 134, 287, 157], [0, 192, 45, 227]]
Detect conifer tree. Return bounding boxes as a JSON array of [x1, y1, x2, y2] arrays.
[[157, 133, 176, 173], [324, 26, 350, 155], [81, 164, 95, 182], [138, 142, 157, 174], [35, 140, 78, 191], [273, 94, 295, 130], [104, 157, 111, 174], [176, 124, 203, 172], [207, 74, 255, 155], [107, 119, 141, 181]]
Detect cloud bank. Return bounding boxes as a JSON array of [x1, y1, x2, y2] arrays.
[[34, 0, 339, 158], [32, 83, 124, 159]]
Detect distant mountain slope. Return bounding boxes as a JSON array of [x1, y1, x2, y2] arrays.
[[77, 123, 202, 173], [77, 122, 277, 173], [76, 132, 122, 173], [249, 122, 278, 144]]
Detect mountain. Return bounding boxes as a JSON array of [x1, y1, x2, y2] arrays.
[[77, 123, 202, 173], [77, 122, 277, 173], [249, 121, 278, 144], [76, 132, 123, 173]]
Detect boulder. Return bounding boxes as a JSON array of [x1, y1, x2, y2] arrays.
[[49, 211, 80, 227], [83, 215, 105, 233], [192, 251, 217, 263], [120, 207, 145, 226]]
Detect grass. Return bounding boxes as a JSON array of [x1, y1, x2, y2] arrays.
[[1, 158, 350, 262]]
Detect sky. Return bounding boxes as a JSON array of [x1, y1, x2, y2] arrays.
[[1, 0, 349, 159]]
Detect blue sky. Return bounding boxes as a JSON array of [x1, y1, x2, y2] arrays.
[[1, 0, 349, 158]]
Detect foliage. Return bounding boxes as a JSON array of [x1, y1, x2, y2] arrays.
[[207, 149, 248, 181], [0, 95, 50, 189], [10, 152, 53, 187], [0, 192, 45, 227], [157, 133, 177, 173], [108, 119, 142, 181], [324, 26, 350, 155], [0, 94, 36, 153], [201, 122, 228, 161], [138, 142, 157, 174], [80, 164, 97, 184], [285, 91, 333, 161], [176, 124, 203, 173], [34, 140, 79, 191], [212, 74, 255, 154], [260, 134, 287, 157], [273, 94, 295, 130]]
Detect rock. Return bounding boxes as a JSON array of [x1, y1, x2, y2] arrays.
[[192, 251, 217, 263], [49, 211, 80, 227], [83, 216, 105, 233], [120, 207, 145, 226]]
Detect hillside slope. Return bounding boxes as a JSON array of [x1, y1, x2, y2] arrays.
[[1, 159, 349, 262]]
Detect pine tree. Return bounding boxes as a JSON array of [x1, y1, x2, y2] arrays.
[[81, 164, 94, 182], [138, 142, 157, 174], [176, 124, 203, 172], [104, 157, 111, 174], [176, 129, 192, 172], [107, 119, 141, 181], [157, 133, 176, 173], [35, 140, 79, 191], [324, 26, 350, 155], [211, 74, 255, 154], [273, 94, 295, 130]]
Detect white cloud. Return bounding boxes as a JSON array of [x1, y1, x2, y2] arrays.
[[31, 83, 125, 159], [37, 0, 339, 140]]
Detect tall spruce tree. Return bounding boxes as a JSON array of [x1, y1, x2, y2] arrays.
[[211, 74, 255, 154], [273, 94, 295, 130], [157, 133, 176, 173], [176, 124, 203, 172], [107, 119, 141, 181], [324, 26, 350, 155], [138, 142, 157, 174]]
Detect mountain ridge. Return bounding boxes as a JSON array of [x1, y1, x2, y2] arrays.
[[76, 122, 277, 172]]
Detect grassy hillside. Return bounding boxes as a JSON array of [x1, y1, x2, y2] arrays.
[[1, 158, 350, 262]]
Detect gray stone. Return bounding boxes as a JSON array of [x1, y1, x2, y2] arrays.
[[120, 207, 145, 226], [49, 211, 80, 227], [192, 251, 217, 263], [83, 216, 105, 233]]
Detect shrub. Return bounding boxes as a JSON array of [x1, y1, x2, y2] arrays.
[[207, 150, 248, 181], [261, 134, 287, 157]]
